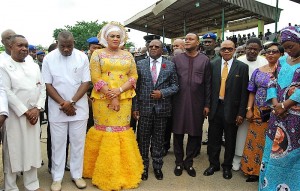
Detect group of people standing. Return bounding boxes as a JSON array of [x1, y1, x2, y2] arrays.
[[0, 22, 299, 191]]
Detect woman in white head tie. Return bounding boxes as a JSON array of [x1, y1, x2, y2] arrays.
[[82, 21, 143, 191]]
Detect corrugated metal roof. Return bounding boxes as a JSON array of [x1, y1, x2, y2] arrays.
[[124, 0, 282, 39]]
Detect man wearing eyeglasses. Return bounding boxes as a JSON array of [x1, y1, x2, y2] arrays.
[[203, 40, 249, 180], [133, 39, 178, 181], [232, 38, 268, 172]]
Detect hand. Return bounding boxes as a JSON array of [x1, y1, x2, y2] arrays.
[[25, 108, 40, 125], [0, 115, 7, 127], [106, 88, 120, 100], [151, 90, 162, 99], [273, 103, 286, 118], [132, 111, 140, 120], [235, 116, 244, 126], [60, 101, 76, 116], [203, 107, 210, 118], [109, 98, 120, 111], [246, 110, 253, 122]]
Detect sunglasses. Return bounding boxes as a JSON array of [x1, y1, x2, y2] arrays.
[[149, 45, 161, 49], [220, 47, 234, 52], [265, 49, 280, 54]]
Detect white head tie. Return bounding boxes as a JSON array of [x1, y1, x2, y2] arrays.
[[98, 21, 128, 48]]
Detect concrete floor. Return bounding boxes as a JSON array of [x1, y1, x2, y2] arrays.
[[0, 121, 258, 191]]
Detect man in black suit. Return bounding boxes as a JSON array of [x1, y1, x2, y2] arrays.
[[133, 39, 178, 181], [203, 40, 249, 179]]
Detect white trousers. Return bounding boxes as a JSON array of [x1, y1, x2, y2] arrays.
[[50, 120, 87, 181], [234, 120, 249, 156], [3, 132, 39, 191]]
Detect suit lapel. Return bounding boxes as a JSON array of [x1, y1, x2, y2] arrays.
[[155, 58, 166, 88], [227, 59, 238, 80], [144, 58, 155, 87], [216, 60, 222, 90]]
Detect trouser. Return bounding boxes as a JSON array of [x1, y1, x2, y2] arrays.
[[137, 114, 167, 170], [163, 117, 172, 151], [173, 134, 201, 168], [208, 101, 238, 170], [50, 120, 87, 181], [47, 123, 69, 170], [3, 131, 39, 191]]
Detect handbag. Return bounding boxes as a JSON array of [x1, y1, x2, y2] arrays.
[[260, 108, 272, 122]]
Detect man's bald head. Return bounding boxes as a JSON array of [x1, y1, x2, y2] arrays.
[[1, 29, 16, 54], [172, 38, 185, 51]]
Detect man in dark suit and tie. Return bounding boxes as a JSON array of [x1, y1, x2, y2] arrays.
[[133, 39, 179, 181], [203, 40, 249, 179]]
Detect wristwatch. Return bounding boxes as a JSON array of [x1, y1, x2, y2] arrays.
[[70, 99, 76, 105]]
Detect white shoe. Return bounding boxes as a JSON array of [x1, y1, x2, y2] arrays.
[[72, 178, 87, 189], [232, 162, 240, 171], [51, 180, 62, 191]]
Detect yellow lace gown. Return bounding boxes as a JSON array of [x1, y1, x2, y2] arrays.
[[83, 49, 143, 191]]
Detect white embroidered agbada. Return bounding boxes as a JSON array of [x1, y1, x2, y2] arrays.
[[0, 57, 46, 173]]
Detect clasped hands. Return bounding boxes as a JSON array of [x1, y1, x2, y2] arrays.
[[25, 107, 40, 125], [105, 88, 121, 111], [272, 102, 287, 118], [60, 101, 76, 116]]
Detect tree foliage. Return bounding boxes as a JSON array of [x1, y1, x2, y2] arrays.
[[52, 20, 107, 50], [52, 20, 135, 51]]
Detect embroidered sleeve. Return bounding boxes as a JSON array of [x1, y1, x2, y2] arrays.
[[94, 80, 108, 91]]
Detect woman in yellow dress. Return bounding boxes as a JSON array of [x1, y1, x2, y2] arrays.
[[83, 21, 143, 191]]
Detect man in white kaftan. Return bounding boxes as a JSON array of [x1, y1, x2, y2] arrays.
[[42, 31, 90, 191], [0, 35, 46, 191], [232, 38, 268, 171]]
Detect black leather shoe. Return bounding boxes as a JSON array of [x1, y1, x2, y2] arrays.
[[184, 166, 196, 177], [174, 165, 183, 176], [203, 166, 220, 176], [154, 169, 163, 180], [141, 169, 148, 181], [246, 175, 258, 182], [223, 169, 232, 179]]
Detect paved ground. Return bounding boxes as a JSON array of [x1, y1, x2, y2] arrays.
[[0, 121, 258, 191]]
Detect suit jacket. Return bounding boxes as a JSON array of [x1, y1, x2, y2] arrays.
[[133, 57, 179, 117], [209, 58, 249, 124]]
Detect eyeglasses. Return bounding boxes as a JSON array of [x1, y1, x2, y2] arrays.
[[265, 49, 280, 54], [220, 47, 234, 52], [149, 45, 161, 49]]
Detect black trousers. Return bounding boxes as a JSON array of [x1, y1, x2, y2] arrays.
[[173, 133, 201, 168], [163, 117, 172, 151], [208, 101, 238, 170], [137, 113, 167, 170]]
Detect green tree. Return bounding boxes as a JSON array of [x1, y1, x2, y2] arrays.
[[53, 21, 135, 51], [0, 45, 5, 52], [53, 20, 107, 50]]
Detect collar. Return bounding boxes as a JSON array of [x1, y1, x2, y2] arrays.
[[222, 57, 234, 66], [150, 56, 163, 63]]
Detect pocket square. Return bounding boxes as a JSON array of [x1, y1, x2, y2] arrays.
[[235, 74, 240, 77]]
